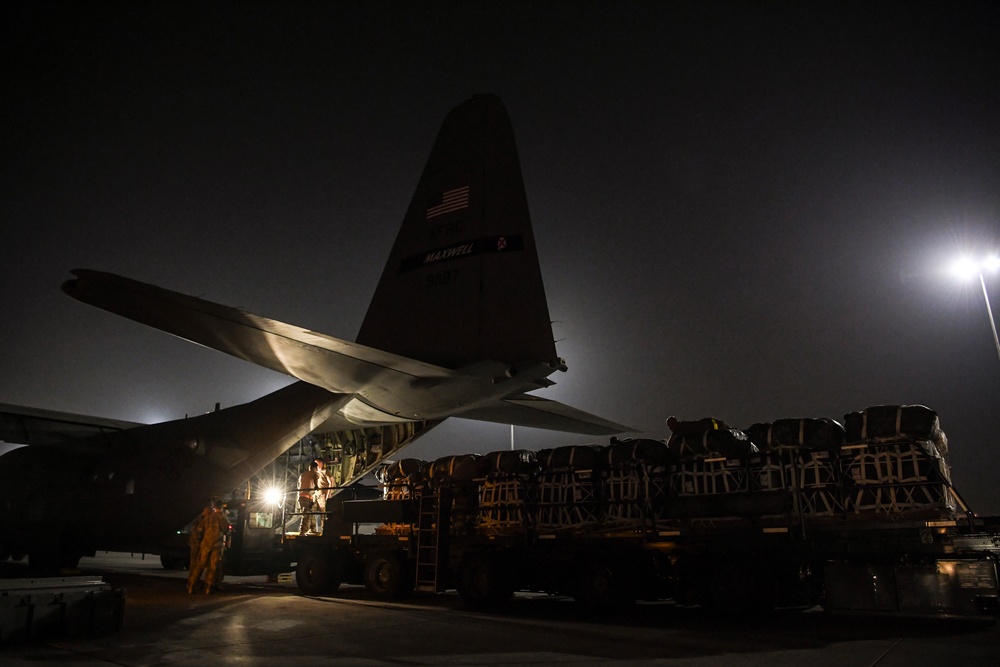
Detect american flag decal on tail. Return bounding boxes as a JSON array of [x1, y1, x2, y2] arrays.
[[426, 186, 470, 219]]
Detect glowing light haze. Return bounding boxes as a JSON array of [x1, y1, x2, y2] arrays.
[[3, 2, 999, 511]]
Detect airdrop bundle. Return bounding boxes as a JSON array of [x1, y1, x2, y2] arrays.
[[373, 404, 956, 537], [290, 403, 996, 615]]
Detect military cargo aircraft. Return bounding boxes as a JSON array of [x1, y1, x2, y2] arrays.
[[1, 95, 627, 568], [63, 95, 627, 436]]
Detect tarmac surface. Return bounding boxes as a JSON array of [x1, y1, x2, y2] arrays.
[[3, 551, 1000, 666]]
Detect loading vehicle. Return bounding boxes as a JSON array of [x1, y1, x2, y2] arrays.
[[223, 405, 1000, 617]]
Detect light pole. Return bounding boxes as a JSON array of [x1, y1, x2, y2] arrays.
[[951, 255, 1000, 366]]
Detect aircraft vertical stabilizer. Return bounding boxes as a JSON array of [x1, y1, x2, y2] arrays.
[[357, 95, 557, 370]]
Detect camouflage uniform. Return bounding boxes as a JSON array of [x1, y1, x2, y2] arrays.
[[187, 507, 229, 594], [314, 461, 333, 534], [298, 466, 320, 534], [187, 507, 210, 568]]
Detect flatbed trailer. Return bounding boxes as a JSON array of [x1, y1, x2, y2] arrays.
[[285, 491, 999, 618], [277, 407, 1000, 618], [288, 504, 999, 615]]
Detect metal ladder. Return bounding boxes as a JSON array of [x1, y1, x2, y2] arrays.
[[415, 490, 450, 592]]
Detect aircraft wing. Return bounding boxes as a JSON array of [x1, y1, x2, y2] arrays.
[[63, 269, 458, 394], [0, 402, 142, 446]]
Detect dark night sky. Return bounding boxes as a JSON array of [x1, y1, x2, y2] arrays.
[[3, 2, 1000, 511]]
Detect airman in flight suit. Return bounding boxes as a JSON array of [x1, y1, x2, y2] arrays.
[[187, 498, 229, 594]]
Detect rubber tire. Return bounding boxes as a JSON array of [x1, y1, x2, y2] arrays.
[[574, 561, 635, 610], [457, 554, 515, 608], [296, 549, 339, 595], [160, 554, 188, 570], [29, 550, 79, 572], [364, 551, 414, 600], [708, 562, 774, 613]]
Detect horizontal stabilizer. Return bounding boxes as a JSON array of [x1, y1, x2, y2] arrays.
[[62, 269, 458, 394], [459, 395, 632, 436]]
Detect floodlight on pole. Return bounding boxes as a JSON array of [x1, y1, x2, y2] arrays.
[[950, 254, 1000, 366]]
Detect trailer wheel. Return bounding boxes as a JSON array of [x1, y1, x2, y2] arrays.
[[296, 549, 339, 595], [574, 561, 635, 610], [708, 561, 773, 613], [28, 547, 81, 572], [160, 554, 188, 570], [457, 554, 515, 608], [365, 551, 413, 599]]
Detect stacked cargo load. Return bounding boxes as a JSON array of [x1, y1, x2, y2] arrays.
[[426, 454, 484, 534], [374, 458, 427, 535], [840, 405, 954, 519], [601, 438, 672, 528], [477, 449, 537, 534], [378, 458, 427, 500], [749, 417, 846, 517], [534, 445, 604, 532], [425, 454, 483, 487], [665, 417, 757, 498], [365, 406, 958, 542], [743, 422, 785, 491]]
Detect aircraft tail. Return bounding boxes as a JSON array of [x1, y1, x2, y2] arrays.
[[60, 95, 632, 437], [357, 95, 558, 370]]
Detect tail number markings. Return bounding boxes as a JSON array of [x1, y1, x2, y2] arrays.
[[427, 270, 460, 288]]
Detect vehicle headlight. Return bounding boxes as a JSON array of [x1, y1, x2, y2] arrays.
[[263, 486, 284, 506]]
